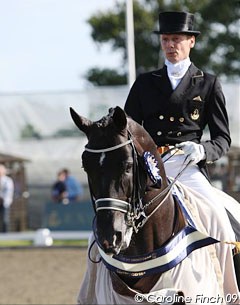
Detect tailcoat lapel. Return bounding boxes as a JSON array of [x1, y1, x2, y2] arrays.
[[151, 66, 173, 97], [151, 64, 204, 105], [169, 64, 204, 104]]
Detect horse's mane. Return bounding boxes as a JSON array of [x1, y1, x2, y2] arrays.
[[127, 115, 162, 159]]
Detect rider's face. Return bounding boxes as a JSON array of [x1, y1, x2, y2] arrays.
[[160, 34, 195, 63]]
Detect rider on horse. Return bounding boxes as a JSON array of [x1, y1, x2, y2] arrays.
[[124, 9, 240, 267]]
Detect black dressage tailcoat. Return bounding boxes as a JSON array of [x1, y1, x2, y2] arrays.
[[124, 63, 231, 173]]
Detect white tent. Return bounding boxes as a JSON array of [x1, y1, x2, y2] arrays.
[[0, 82, 239, 185]]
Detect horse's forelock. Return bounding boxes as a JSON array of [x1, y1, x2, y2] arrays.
[[92, 108, 128, 136], [95, 115, 110, 128]]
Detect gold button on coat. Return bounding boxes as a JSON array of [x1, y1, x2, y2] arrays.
[[179, 117, 184, 122], [170, 117, 174, 122], [159, 115, 164, 120], [177, 132, 182, 136], [157, 131, 162, 136]]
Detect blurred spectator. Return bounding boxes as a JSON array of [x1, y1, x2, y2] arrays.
[[61, 168, 83, 202], [234, 175, 240, 192], [51, 168, 83, 204], [51, 171, 69, 204], [0, 164, 14, 232]]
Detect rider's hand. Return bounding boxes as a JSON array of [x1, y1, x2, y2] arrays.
[[175, 141, 206, 164]]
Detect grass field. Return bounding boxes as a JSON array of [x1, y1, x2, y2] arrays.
[[0, 239, 88, 247]]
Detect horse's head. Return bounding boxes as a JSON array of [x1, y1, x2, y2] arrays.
[[70, 106, 167, 255]]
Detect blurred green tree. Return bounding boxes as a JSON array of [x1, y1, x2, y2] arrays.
[[53, 128, 83, 138], [85, 0, 240, 86], [20, 123, 42, 139], [86, 68, 127, 86]]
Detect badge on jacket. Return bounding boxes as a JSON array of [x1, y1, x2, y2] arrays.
[[190, 109, 200, 120]]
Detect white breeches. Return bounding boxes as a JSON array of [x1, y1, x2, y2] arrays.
[[163, 154, 236, 241], [163, 155, 214, 197]]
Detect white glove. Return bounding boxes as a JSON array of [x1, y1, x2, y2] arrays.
[[175, 141, 206, 164]]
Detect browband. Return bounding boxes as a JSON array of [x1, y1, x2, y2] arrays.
[[85, 139, 133, 153]]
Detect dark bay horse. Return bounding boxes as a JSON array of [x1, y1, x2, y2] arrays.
[[70, 106, 235, 304]]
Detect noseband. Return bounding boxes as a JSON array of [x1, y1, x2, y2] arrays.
[[85, 133, 172, 233], [95, 198, 131, 214]]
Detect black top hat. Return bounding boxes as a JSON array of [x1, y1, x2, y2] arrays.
[[153, 11, 200, 37]]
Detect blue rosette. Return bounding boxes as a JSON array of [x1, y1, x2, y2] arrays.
[[143, 151, 162, 187]]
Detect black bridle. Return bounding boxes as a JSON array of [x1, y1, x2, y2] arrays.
[[84, 131, 175, 233], [85, 130, 193, 266]]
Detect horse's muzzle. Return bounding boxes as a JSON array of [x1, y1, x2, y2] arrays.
[[101, 236, 122, 255]]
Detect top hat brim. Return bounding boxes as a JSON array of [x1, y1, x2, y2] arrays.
[[153, 30, 200, 37]]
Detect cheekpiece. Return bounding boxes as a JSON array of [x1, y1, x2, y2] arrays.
[[143, 151, 162, 186]]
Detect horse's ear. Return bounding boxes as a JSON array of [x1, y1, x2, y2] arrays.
[[69, 107, 92, 134], [112, 106, 127, 131]]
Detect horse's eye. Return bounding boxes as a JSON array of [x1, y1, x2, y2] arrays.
[[125, 162, 133, 173]]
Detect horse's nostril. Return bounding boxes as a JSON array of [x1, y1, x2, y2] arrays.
[[115, 231, 122, 244], [102, 239, 110, 250], [101, 232, 123, 254]]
